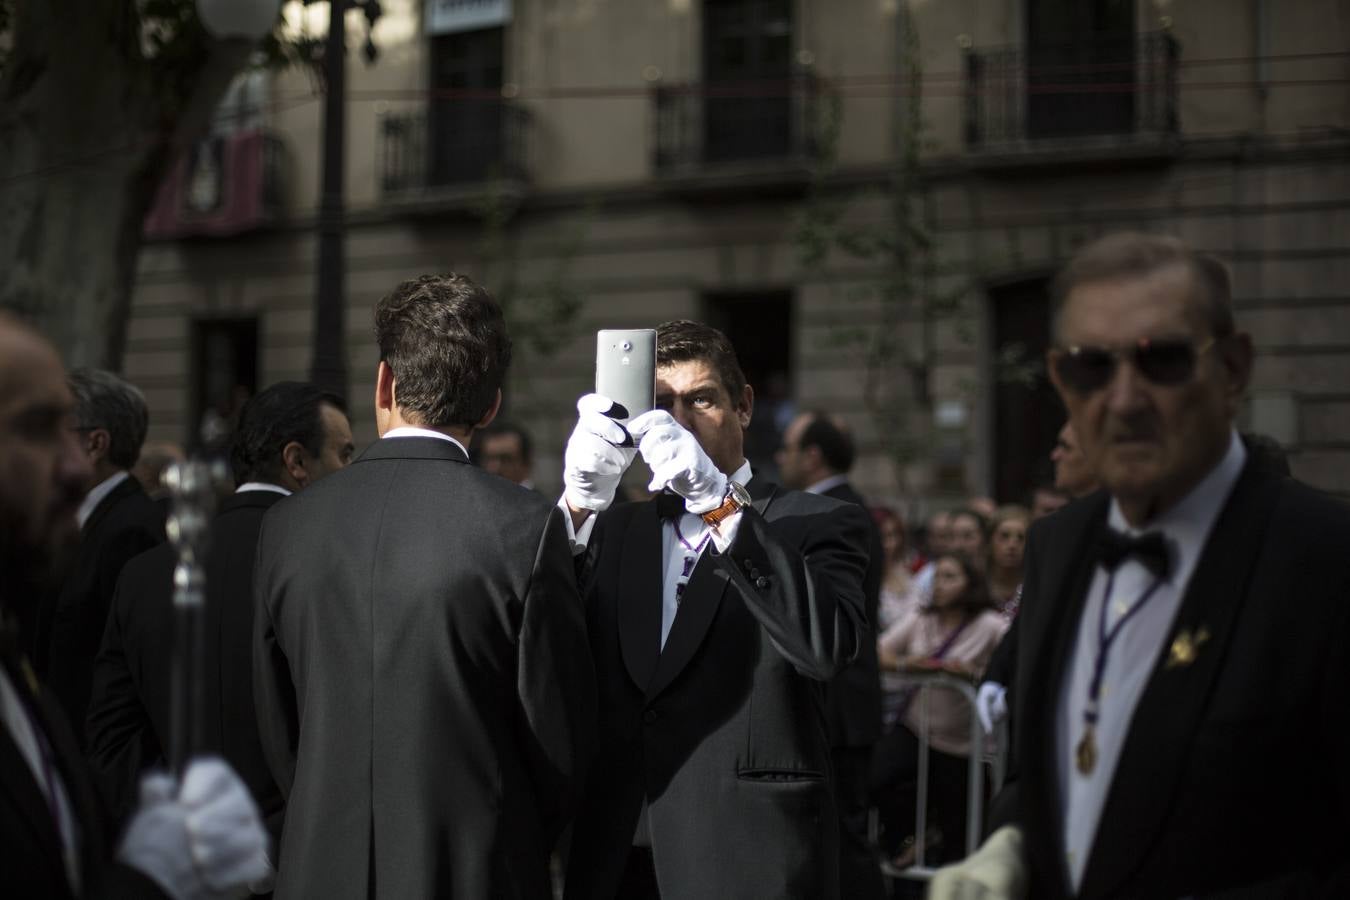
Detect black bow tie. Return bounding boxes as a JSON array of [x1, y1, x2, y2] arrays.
[[655, 491, 688, 519], [1097, 529, 1171, 579]]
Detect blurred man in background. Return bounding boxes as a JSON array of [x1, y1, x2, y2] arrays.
[[35, 368, 164, 742]]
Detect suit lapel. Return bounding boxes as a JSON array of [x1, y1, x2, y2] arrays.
[[1080, 465, 1277, 896], [617, 501, 665, 694], [645, 479, 778, 701], [1018, 493, 1110, 898]]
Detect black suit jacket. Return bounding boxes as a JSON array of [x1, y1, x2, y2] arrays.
[[86, 489, 286, 832], [253, 437, 596, 899], [821, 481, 883, 749], [991, 463, 1350, 898], [0, 650, 163, 898], [564, 478, 870, 900], [37, 475, 165, 740]]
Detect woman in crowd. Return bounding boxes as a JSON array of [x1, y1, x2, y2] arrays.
[[871, 505, 920, 630], [870, 552, 1008, 868], [986, 504, 1030, 620]]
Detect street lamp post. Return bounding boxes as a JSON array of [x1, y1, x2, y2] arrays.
[[310, 0, 350, 401]]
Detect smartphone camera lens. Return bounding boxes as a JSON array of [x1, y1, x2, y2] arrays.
[[621, 341, 632, 351]]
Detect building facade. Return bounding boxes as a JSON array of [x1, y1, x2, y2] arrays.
[[128, 0, 1350, 508]]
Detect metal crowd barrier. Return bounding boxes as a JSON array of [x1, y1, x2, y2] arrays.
[[875, 669, 1009, 883]]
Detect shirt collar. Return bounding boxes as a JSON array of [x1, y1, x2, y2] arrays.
[[78, 471, 130, 528], [1107, 429, 1247, 581], [804, 473, 848, 495], [235, 482, 292, 496], [382, 426, 470, 459], [729, 459, 753, 486]]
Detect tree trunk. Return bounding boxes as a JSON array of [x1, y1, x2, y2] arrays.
[[0, 0, 257, 371]]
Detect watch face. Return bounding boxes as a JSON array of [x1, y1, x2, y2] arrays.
[[728, 481, 752, 506]]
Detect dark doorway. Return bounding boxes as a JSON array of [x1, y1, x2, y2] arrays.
[[1025, 0, 1135, 139], [191, 318, 258, 455], [429, 27, 504, 185], [703, 290, 793, 479], [989, 278, 1062, 504], [702, 0, 793, 163]]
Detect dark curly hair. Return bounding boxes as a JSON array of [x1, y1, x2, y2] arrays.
[[374, 274, 512, 428]]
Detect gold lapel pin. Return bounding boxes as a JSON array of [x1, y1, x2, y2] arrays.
[[1166, 626, 1210, 669]]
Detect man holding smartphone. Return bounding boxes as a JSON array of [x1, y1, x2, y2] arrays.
[[559, 319, 871, 900]]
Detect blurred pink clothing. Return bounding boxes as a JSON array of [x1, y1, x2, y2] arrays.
[[879, 609, 1008, 756]]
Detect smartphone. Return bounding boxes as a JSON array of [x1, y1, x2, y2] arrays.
[[595, 329, 656, 432]]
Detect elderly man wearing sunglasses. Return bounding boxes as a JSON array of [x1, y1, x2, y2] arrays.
[[932, 232, 1350, 900]]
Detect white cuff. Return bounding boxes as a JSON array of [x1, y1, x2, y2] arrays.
[[708, 510, 743, 554], [557, 494, 597, 555]]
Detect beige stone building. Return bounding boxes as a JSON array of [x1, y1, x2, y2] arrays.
[[129, 0, 1350, 511]]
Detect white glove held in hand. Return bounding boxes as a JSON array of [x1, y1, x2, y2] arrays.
[[563, 393, 637, 513], [976, 681, 1008, 735], [629, 410, 728, 515], [927, 825, 1027, 900], [118, 757, 271, 900]]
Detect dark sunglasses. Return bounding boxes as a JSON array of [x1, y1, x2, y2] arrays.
[[1052, 336, 1216, 393]]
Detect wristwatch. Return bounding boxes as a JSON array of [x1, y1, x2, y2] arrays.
[[700, 481, 751, 528]]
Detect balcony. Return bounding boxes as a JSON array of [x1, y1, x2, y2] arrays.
[[144, 128, 285, 239], [651, 72, 821, 195], [379, 99, 531, 211], [963, 32, 1180, 171]]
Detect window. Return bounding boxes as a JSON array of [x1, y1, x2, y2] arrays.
[[1025, 0, 1136, 139], [429, 27, 505, 184], [702, 0, 793, 162]]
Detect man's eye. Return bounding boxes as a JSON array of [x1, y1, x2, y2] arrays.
[[655, 399, 673, 411], [691, 395, 713, 408]]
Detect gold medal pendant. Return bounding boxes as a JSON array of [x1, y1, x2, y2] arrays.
[[1076, 727, 1098, 775]]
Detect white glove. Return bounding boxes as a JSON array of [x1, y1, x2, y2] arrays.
[[628, 410, 728, 515], [976, 681, 1008, 735], [118, 757, 272, 900], [926, 825, 1027, 900], [562, 393, 637, 513]]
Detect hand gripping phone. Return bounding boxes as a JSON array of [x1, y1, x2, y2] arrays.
[[595, 329, 656, 444]]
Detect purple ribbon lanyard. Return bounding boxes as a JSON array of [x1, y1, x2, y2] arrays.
[[1076, 571, 1164, 774]]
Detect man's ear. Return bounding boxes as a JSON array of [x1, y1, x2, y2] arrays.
[[84, 428, 111, 465], [281, 441, 309, 489], [376, 360, 396, 414], [474, 388, 503, 430], [737, 384, 754, 430]]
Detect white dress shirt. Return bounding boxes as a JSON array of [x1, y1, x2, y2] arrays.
[[1057, 430, 1246, 889], [802, 473, 849, 496], [77, 470, 129, 529], [235, 482, 291, 496], [558, 461, 752, 650], [655, 460, 752, 649], [382, 425, 471, 457]]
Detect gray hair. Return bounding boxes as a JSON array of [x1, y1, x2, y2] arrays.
[[69, 368, 149, 469], [1051, 232, 1235, 342]]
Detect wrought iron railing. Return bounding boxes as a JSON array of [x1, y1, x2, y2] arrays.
[[964, 32, 1179, 149], [652, 72, 821, 173], [379, 99, 530, 195]]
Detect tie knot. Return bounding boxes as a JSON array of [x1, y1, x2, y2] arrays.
[[1098, 529, 1171, 579]]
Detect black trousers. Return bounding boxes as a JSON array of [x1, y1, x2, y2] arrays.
[[868, 725, 977, 865], [834, 745, 887, 900]]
